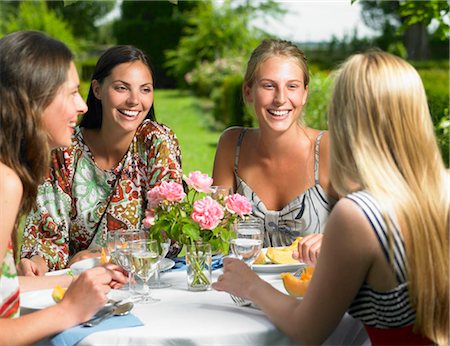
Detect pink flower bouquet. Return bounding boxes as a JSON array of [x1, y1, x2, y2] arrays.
[[144, 171, 252, 254]]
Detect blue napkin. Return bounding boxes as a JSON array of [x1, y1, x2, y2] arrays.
[[171, 255, 223, 271], [48, 313, 143, 346]]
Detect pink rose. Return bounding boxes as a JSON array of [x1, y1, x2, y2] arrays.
[[143, 210, 156, 228], [158, 181, 186, 202], [225, 194, 252, 217], [184, 171, 213, 193], [191, 196, 224, 230], [147, 186, 163, 209]]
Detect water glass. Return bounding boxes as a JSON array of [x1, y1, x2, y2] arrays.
[[231, 218, 264, 266]]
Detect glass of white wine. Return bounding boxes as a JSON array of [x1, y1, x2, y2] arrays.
[[148, 237, 171, 289], [129, 239, 162, 304], [231, 218, 264, 266]]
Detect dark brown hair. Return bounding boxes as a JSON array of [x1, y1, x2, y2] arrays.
[[0, 30, 73, 213], [80, 45, 156, 129]]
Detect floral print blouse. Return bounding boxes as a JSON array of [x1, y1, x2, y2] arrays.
[[1, 241, 20, 318], [21, 120, 182, 270]]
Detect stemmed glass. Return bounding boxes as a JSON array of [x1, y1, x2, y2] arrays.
[[230, 218, 264, 266], [148, 237, 171, 289], [210, 186, 232, 200], [129, 239, 163, 304], [108, 229, 146, 295]]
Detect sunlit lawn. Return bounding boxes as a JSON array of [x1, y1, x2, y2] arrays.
[[154, 89, 223, 175]]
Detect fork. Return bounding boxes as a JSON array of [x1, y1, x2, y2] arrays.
[[229, 294, 252, 307], [293, 265, 307, 278]]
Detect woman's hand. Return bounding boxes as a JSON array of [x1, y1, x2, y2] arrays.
[[292, 234, 323, 266], [67, 248, 103, 267], [102, 263, 129, 289], [212, 257, 261, 299], [17, 256, 48, 276], [59, 267, 114, 323]]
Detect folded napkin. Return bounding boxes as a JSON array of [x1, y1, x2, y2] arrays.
[[48, 313, 143, 346], [171, 255, 223, 272]]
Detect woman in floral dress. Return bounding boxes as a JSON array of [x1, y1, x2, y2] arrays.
[[0, 30, 126, 344], [19, 45, 182, 275]]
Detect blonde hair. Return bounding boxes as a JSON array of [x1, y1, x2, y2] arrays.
[[243, 39, 309, 88], [328, 50, 449, 345]]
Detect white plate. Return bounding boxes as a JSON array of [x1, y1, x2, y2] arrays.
[[69, 257, 100, 274], [20, 289, 55, 310], [45, 269, 72, 276], [20, 288, 129, 310], [252, 248, 304, 273], [160, 258, 175, 272]]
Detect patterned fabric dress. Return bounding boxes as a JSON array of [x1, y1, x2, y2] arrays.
[[234, 129, 336, 247], [346, 191, 431, 345], [1, 241, 20, 319], [21, 120, 182, 270]]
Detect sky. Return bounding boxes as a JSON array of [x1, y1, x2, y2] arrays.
[[101, 0, 379, 43], [253, 1, 379, 43]]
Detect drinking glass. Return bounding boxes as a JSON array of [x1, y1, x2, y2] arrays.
[[108, 229, 146, 294], [210, 186, 233, 200], [230, 218, 264, 266], [129, 239, 162, 304], [148, 237, 171, 289]]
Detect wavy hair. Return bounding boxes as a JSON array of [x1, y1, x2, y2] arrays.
[[328, 50, 449, 345], [80, 45, 156, 129], [0, 31, 73, 214]]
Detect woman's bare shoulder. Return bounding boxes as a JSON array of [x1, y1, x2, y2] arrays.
[[0, 162, 23, 197]]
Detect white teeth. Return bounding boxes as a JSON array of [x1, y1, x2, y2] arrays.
[[121, 110, 139, 117], [269, 110, 289, 116], [69, 122, 77, 128]]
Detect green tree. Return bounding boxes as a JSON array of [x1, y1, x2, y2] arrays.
[[0, 0, 78, 54], [46, 0, 116, 40], [356, 0, 449, 60], [113, 0, 198, 88], [164, 0, 284, 84]]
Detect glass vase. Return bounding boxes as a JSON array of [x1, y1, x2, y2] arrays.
[[186, 243, 212, 291]]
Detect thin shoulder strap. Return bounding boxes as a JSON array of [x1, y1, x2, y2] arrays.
[[234, 128, 248, 173], [314, 131, 325, 184]]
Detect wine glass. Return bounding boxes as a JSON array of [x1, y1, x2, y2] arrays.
[[230, 218, 264, 266], [129, 239, 162, 304], [148, 237, 171, 289], [210, 186, 232, 200], [109, 229, 146, 294]]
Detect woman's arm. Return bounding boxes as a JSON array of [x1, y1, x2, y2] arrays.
[[212, 127, 242, 191], [213, 198, 378, 344], [1, 267, 120, 346]]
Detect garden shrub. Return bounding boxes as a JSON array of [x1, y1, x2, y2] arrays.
[[213, 74, 254, 128], [417, 67, 449, 166], [304, 71, 333, 130]]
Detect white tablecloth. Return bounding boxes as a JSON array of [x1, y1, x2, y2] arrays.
[[72, 270, 368, 345]]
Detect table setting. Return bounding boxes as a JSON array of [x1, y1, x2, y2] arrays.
[[21, 172, 368, 345]]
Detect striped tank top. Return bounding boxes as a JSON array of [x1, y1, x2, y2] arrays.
[[0, 240, 20, 318], [234, 129, 336, 247], [346, 191, 416, 327]]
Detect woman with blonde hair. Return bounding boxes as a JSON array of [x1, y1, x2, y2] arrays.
[[213, 50, 449, 345], [213, 39, 338, 264]]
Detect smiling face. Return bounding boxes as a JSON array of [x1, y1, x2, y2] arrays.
[[93, 61, 153, 134], [41, 62, 87, 149], [244, 56, 308, 133]]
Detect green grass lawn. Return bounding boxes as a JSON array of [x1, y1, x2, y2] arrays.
[[154, 89, 223, 175]]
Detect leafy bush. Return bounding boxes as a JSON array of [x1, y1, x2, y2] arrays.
[[186, 57, 245, 97], [304, 72, 333, 130], [417, 67, 449, 166], [1, 0, 78, 54], [213, 74, 254, 128]]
